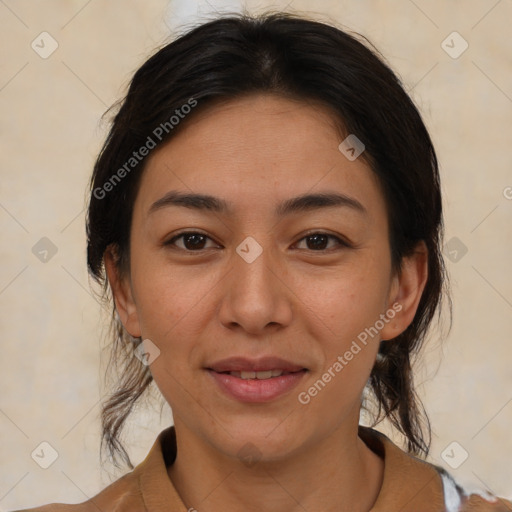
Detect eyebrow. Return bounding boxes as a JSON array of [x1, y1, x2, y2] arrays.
[[148, 190, 367, 217]]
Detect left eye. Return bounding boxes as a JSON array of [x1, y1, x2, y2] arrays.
[[294, 233, 347, 251]]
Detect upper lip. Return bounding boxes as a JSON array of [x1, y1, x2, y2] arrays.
[[207, 356, 307, 373]]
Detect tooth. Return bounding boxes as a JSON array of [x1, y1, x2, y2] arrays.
[[229, 370, 286, 380], [256, 370, 273, 379]]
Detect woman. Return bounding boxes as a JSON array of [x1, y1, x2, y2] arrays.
[[16, 11, 511, 512]]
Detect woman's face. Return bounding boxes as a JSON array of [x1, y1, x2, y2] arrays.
[[107, 93, 425, 461]]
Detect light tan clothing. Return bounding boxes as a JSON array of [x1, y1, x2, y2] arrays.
[[13, 425, 512, 512]]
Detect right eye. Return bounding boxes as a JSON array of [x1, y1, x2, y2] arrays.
[[164, 231, 221, 252]]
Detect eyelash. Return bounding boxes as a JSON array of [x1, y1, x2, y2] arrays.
[[164, 231, 351, 253]]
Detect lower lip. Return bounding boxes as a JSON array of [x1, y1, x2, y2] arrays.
[[207, 369, 307, 403]]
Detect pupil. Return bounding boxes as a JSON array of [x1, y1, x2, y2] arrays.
[[308, 234, 327, 250], [185, 234, 205, 250]]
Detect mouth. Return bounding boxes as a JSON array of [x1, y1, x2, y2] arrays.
[[219, 369, 302, 380], [207, 355, 307, 374], [205, 357, 308, 403]]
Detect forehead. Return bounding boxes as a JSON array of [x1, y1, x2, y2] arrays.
[[136, 93, 386, 221]]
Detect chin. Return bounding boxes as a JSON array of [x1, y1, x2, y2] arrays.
[[209, 416, 308, 462]]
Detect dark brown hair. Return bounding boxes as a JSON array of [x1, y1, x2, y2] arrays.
[[87, 11, 449, 470]]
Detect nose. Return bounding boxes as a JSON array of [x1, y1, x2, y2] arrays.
[[217, 240, 293, 335]]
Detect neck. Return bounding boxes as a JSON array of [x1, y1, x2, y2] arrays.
[[167, 418, 384, 512]]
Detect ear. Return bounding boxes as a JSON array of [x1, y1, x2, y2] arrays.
[[104, 246, 142, 338], [380, 241, 428, 341]]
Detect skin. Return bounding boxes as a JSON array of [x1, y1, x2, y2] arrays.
[[105, 93, 428, 512]]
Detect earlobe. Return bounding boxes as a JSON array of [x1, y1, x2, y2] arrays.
[[381, 241, 428, 341], [104, 246, 142, 338]]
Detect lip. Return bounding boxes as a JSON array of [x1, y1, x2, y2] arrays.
[[205, 356, 308, 403], [207, 356, 306, 373], [207, 369, 307, 403]]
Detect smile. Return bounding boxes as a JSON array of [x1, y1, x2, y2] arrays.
[[207, 368, 308, 402], [226, 369, 293, 379]]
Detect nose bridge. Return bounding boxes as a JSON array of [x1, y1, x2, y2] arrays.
[[233, 234, 276, 300], [219, 234, 291, 332]]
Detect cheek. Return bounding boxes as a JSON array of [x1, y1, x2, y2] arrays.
[[130, 250, 226, 352], [129, 259, 218, 408], [132, 241, 204, 313], [302, 264, 391, 342], [295, 272, 389, 422]]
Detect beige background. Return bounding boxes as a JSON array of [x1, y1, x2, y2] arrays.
[[1, 0, 511, 509]]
